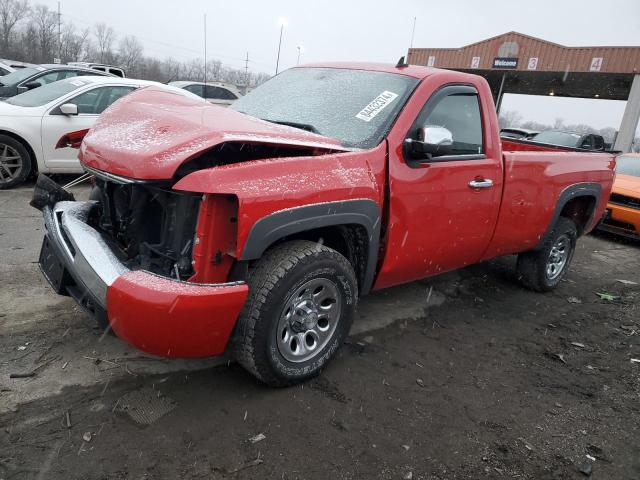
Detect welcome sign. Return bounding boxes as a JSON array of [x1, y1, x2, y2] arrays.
[[493, 57, 518, 69]]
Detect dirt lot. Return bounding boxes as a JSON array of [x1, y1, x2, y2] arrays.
[[1, 181, 639, 480]]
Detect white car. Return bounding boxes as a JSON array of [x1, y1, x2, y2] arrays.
[[169, 81, 242, 106], [0, 76, 203, 189], [0, 62, 15, 76]]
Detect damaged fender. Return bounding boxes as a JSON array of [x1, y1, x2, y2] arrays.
[[173, 144, 387, 292]]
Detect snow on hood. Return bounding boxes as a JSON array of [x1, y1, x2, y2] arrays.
[[79, 86, 347, 180]]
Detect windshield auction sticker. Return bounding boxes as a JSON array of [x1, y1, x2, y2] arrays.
[[356, 91, 399, 122]]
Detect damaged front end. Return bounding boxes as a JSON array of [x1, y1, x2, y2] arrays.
[[33, 171, 248, 358], [90, 174, 201, 280]]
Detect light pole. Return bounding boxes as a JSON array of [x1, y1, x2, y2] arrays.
[[275, 17, 287, 75], [297, 45, 303, 65], [203, 13, 207, 84]]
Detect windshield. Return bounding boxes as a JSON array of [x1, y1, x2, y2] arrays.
[[5, 78, 90, 107], [616, 155, 640, 177], [231, 67, 419, 149], [531, 131, 581, 147], [0, 67, 41, 86]]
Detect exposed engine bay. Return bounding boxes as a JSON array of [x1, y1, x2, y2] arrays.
[[90, 178, 201, 280], [85, 142, 336, 280]]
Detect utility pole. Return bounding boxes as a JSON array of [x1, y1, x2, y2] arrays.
[[244, 51, 249, 94], [203, 13, 207, 84], [57, 2, 61, 62]]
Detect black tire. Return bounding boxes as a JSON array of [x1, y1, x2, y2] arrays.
[[517, 217, 578, 292], [0, 134, 32, 189], [234, 240, 358, 387]]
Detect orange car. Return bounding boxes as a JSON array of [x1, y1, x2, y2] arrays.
[[600, 154, 640, 239]]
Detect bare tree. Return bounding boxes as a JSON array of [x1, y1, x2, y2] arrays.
[[3, 0, 272, 89], [31, 4, 56, 62], [117, 34, 143, 75], [94, 21, 114, 63], [60, 23, 88, 62], [498, 110, 523, 128], [0, 0, 29, 55]]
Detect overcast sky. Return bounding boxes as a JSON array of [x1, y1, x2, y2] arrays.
[[39, 0, 640, 132]]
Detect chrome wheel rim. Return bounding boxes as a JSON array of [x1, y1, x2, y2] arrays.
[[276, 278, 342, 363], [0, 143, 23, 184], [546, 234, 570, 280]]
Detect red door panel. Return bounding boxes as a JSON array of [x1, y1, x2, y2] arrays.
[[374, 74, 503, 290]]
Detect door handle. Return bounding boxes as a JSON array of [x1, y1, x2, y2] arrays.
[[468, 179, 493, 189]]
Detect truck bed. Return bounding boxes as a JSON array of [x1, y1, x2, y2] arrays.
[[481, 147, 617, 260], [501, 137, 617, 154]]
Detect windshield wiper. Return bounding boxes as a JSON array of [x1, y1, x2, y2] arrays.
[[262, 119, 318, 134]]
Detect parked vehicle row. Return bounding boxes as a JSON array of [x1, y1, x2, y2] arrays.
[[32, 62, 617, 386], [169, 81, 242, 106], [0, 76, 204, 188], [0, 64, 116, 99], [501, 127, 608, 152], [0, 58, 247, 188], [67, 62, 126, 78]]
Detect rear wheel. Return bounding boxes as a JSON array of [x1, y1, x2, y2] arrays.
[[0, 135, 32, 189], [234, 240, 358, 386], [517, 217, 577, 292]]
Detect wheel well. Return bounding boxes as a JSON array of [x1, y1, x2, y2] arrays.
[[270, 224, 369, 291], [0, 129, 38, 174], [560, 195, 597, 235]]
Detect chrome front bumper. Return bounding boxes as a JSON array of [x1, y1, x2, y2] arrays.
[[41, 201, 129, 310]]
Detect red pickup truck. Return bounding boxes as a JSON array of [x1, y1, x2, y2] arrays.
[[33, 62, 616, 386]]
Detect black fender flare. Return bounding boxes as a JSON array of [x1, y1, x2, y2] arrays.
[[240, 199, 381, 294], [535, 182, 602, 249]]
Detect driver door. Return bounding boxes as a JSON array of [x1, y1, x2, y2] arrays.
[[375, 84, 503, 289], [41, 85, 135, 171]]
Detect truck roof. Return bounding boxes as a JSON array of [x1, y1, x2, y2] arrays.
[[297, 61, 437, 79]]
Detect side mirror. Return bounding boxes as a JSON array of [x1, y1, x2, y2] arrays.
[[405, 126, 453, 160], [21, 81, 41, 91], [59, 103, 78, 116]]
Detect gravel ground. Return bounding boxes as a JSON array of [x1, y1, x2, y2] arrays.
[[1, 179, 639, 480]]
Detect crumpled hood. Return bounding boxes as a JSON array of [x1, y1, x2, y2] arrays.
[[79, 86, 346, 180]]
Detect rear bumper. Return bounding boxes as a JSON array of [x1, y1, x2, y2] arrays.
[[40, 201, 248, 357]]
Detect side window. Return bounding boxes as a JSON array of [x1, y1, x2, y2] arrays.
[[580, 135, 594, 150], [593, 136, 604, 151], [30, 70, 78, 86], [58, 70, 80, 80], [185, 84, 205, 97], [414, 90, 484, 156], [66, 86, 135, 114], [205, 86, 238, 100], [30, 71, 63, 86]]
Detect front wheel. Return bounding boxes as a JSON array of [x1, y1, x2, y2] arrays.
[[517, 217, 578, 292], [0, 135, 32, 189], [234, 240, 358, 386]]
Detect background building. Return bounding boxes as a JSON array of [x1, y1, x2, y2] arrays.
[[408, 32, 640, 152]]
